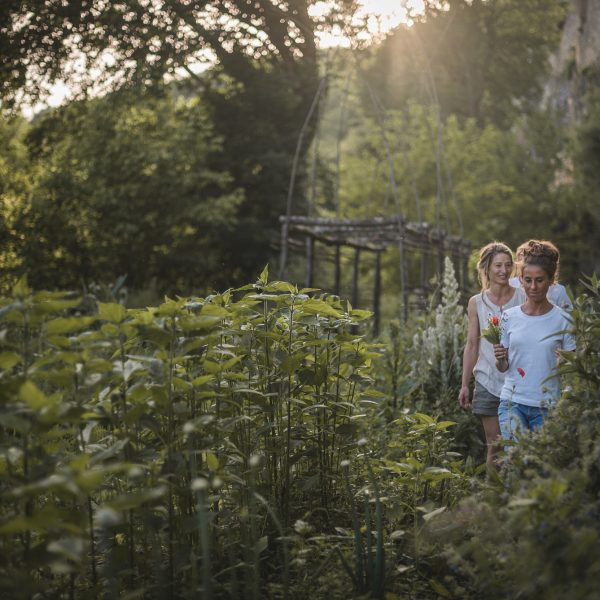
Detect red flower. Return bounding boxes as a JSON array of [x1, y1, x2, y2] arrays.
[[491, 315, 499, 327], [517, 367, 525, 378]]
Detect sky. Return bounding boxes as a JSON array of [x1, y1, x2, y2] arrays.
[[22, 0, 424, 118], [313, 0, 424, 47]]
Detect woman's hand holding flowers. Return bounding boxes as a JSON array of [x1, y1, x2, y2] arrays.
[[494, 343, 508, 372]]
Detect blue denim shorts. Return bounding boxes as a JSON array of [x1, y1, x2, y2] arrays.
[[498, 398, 548, 442], [472, 381, 500, 416]]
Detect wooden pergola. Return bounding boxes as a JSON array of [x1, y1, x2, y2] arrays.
[[279, 215, 471, 334]]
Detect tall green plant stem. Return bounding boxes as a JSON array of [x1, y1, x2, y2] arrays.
[[188, 436, 212, 599], [21, 307, 32, 559], [117, 325, 136, 588], [283, 298, 295, 527], [166, 317, 176, 600]]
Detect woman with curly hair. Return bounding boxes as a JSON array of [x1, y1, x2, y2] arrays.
[[459, 242, 525, 468], [509, 240, 571, 310], [494, 239, 575, 442]]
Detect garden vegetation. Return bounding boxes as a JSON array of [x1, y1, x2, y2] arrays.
[[2, 263, 599, 598]]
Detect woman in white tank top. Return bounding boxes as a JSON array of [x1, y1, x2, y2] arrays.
[[459, 242, 526, 469]]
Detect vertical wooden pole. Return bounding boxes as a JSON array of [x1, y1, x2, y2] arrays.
[[398, 233, 408, 322], [305, 236, 315, 288], [420, 247, 428, 292], [373, 251, 381, 336], [461, 243, 470, 296], [334, 244, 341, 296], [351, 247, 361, 308], [279, 218, 289, 280]]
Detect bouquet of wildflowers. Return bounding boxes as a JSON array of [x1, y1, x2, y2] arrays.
[[481, 314, 501, 344]]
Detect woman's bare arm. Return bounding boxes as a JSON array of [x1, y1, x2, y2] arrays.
[[459, 296, 480, 409]]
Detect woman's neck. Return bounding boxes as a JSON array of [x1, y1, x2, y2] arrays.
[[486, 282, 514, 306], [522, 298, 553, 316]]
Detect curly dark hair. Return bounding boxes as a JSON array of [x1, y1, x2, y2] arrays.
[[517, 239, 560, 282]]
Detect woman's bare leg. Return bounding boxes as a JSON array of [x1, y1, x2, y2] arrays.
[[480, 415, 501, 470]]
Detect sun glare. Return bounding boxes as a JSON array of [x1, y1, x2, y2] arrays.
[[312, 0, 424, 48]]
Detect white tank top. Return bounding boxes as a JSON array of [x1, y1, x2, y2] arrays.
[[473, 288, 526, 396]]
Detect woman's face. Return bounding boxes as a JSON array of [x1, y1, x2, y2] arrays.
[[521, 264, 552, 301], [488, 252, 513, 285]]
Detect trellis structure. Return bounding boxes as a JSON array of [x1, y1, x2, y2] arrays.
[[277, 47, 474, 334], [279, 215, 471, 334]]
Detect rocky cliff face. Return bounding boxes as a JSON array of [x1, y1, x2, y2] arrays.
[[544, 0, 600, 120]]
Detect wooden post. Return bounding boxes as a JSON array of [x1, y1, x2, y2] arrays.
[[305, 235, 315, 288], [398, 233, 409, 323], [461, 243, 470, 295], [420, 246, 428, 292], [373, 251, 381, 336], [334, 244, 341, 296], [278, 217, 289, 280], [351, 247, 361, 308]]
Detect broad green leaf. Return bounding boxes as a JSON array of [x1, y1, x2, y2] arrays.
[[46, 316, 97, 335], [264, 281, 296, 293], [178, 314, 222, 331], [98, 302, 128, 324], [247, 293, 290, 302], [172, 376, 192, 391], [192, 374, 215, 387], [412, 413, 435, 425], [350, 309, 373, 321], [299, 299, 342, 318], [0, 352, 21, 370], [35, 298, 82, 314], [19, 381, 50, 410], [258, 264, 269, 285], [206, 452, 219, 470], [45, 335, 72, 349], [200, 304, 231, 318]]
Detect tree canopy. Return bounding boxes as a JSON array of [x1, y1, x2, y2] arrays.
[[0, 0, 356, 108]]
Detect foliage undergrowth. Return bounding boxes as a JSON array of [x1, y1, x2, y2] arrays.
[[0, 268, 469, 599], [375, 257, 484, 463], [3, 266, 598, 599]]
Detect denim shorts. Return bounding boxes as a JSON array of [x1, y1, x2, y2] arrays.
[[472, 381, 500, 416], [498, 398, 548, 442]]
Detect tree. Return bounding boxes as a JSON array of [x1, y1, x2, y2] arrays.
[[3, 88, 242, 294], [367, 0, 567, 127], [0, 0, 360, 286], [0, 115, 32, 292]]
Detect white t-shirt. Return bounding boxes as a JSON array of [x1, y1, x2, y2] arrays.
[[499, 305, 575, 407], [509, 277, 571, 310]]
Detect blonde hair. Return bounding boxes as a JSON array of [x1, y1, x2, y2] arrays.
[[517, 239, 560, 282], [476, 242, 514, 291]]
